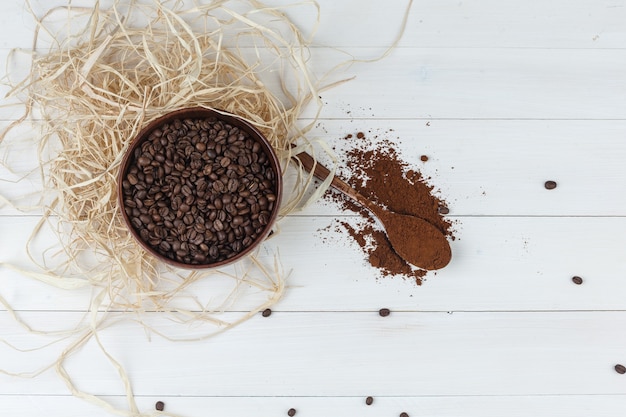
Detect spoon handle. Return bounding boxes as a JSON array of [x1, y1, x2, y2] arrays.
[[293, 151, 380, 215]]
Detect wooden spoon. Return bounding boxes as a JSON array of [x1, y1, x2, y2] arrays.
[[293, 151, 451, 270]]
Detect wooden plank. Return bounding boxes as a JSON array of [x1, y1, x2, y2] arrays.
[[1, 46, 625, 120], [306, 47, 626, 120], [3, 118, 626, 216], [2, 215, 626, 312], [4, 0, 626, 49], [1, 311, 625, 396], [297, 119, 626, 216], [3, 394, 626, 417]]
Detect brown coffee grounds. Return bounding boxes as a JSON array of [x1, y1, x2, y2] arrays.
[[328, 131, 454, 284]]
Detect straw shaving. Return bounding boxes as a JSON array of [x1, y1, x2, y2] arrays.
[[0, 0, 411, 415], [0, 0, 335, 415]]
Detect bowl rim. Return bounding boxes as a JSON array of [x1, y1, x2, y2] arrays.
[[117, 106, 283, 269]]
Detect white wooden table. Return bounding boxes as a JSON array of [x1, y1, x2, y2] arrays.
[[1, 0, 626, 416]]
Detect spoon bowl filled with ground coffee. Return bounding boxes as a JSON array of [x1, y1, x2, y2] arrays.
[[118, 107, 282, 269]]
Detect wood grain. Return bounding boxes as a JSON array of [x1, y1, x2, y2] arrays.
[[1, 311, 625, 397], [1, 0, 625, 416]]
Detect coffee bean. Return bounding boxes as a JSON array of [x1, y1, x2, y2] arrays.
[[615, 364, 626, 374], [155, 401, 165, 411], [420, 155, 428, 162], [400, 413, 409, 417], [262, 308, 272, 317], [572, 276, 583, 285], [544, 180, 557, 190], [213, 180, 225, 193], [122, 116, 278, 264], [379, 308, 390, 317], [231, 240, 243, 253], [131, 217, 143, 229], [287, 408, 296, 416], [258, 211, 270, 225], [365, 396, 373, 406], [438, 205, 450, 215]]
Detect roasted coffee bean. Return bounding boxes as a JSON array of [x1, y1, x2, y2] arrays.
[[379, 308, 391, 317], [615, 364, 626, 374], [225, 203, 237, 215], [400, 413, 409, 417], [155, 401, 165, 411], [258, 211, 270, 226], [287, 409, 296, 417], [572, 276, 583, 285], [122, 116, 278, 264], [228, 178, 239, 193], [131, 217, 143, 229], [365, 397, 373, 406], [262, 308, 272, 317], [544, 180, 557, 190], [213, 180, 225, 193]]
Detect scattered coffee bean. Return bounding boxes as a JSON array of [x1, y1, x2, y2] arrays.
[[365, 396, 374, 405], [572, 276, 583, 285], [400, 413, 409, 417], [438, 205, 450, 215], [262, 308, 272, 317], [155, 401, 165, 411], [544, 180, 557, 190], [615, 364, 626, 374], [379, 308, 390, 317], [122, 116, 278, 265], [287, 408, 296, 416], [420, 155, 428, 162]]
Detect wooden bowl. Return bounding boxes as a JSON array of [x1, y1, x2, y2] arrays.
[[117, 107, 282, 269]]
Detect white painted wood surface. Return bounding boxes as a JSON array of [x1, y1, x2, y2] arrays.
[[1, 0, 626, 416]]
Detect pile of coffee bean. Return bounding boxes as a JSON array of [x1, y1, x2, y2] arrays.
[[121, 116, 278, 265]]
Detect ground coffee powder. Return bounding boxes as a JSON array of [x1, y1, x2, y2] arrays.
[[326, 131, 454, 284]]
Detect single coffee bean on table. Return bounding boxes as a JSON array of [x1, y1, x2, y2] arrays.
[[121, 116, 278, 265], [544, 180, 557, 190]]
